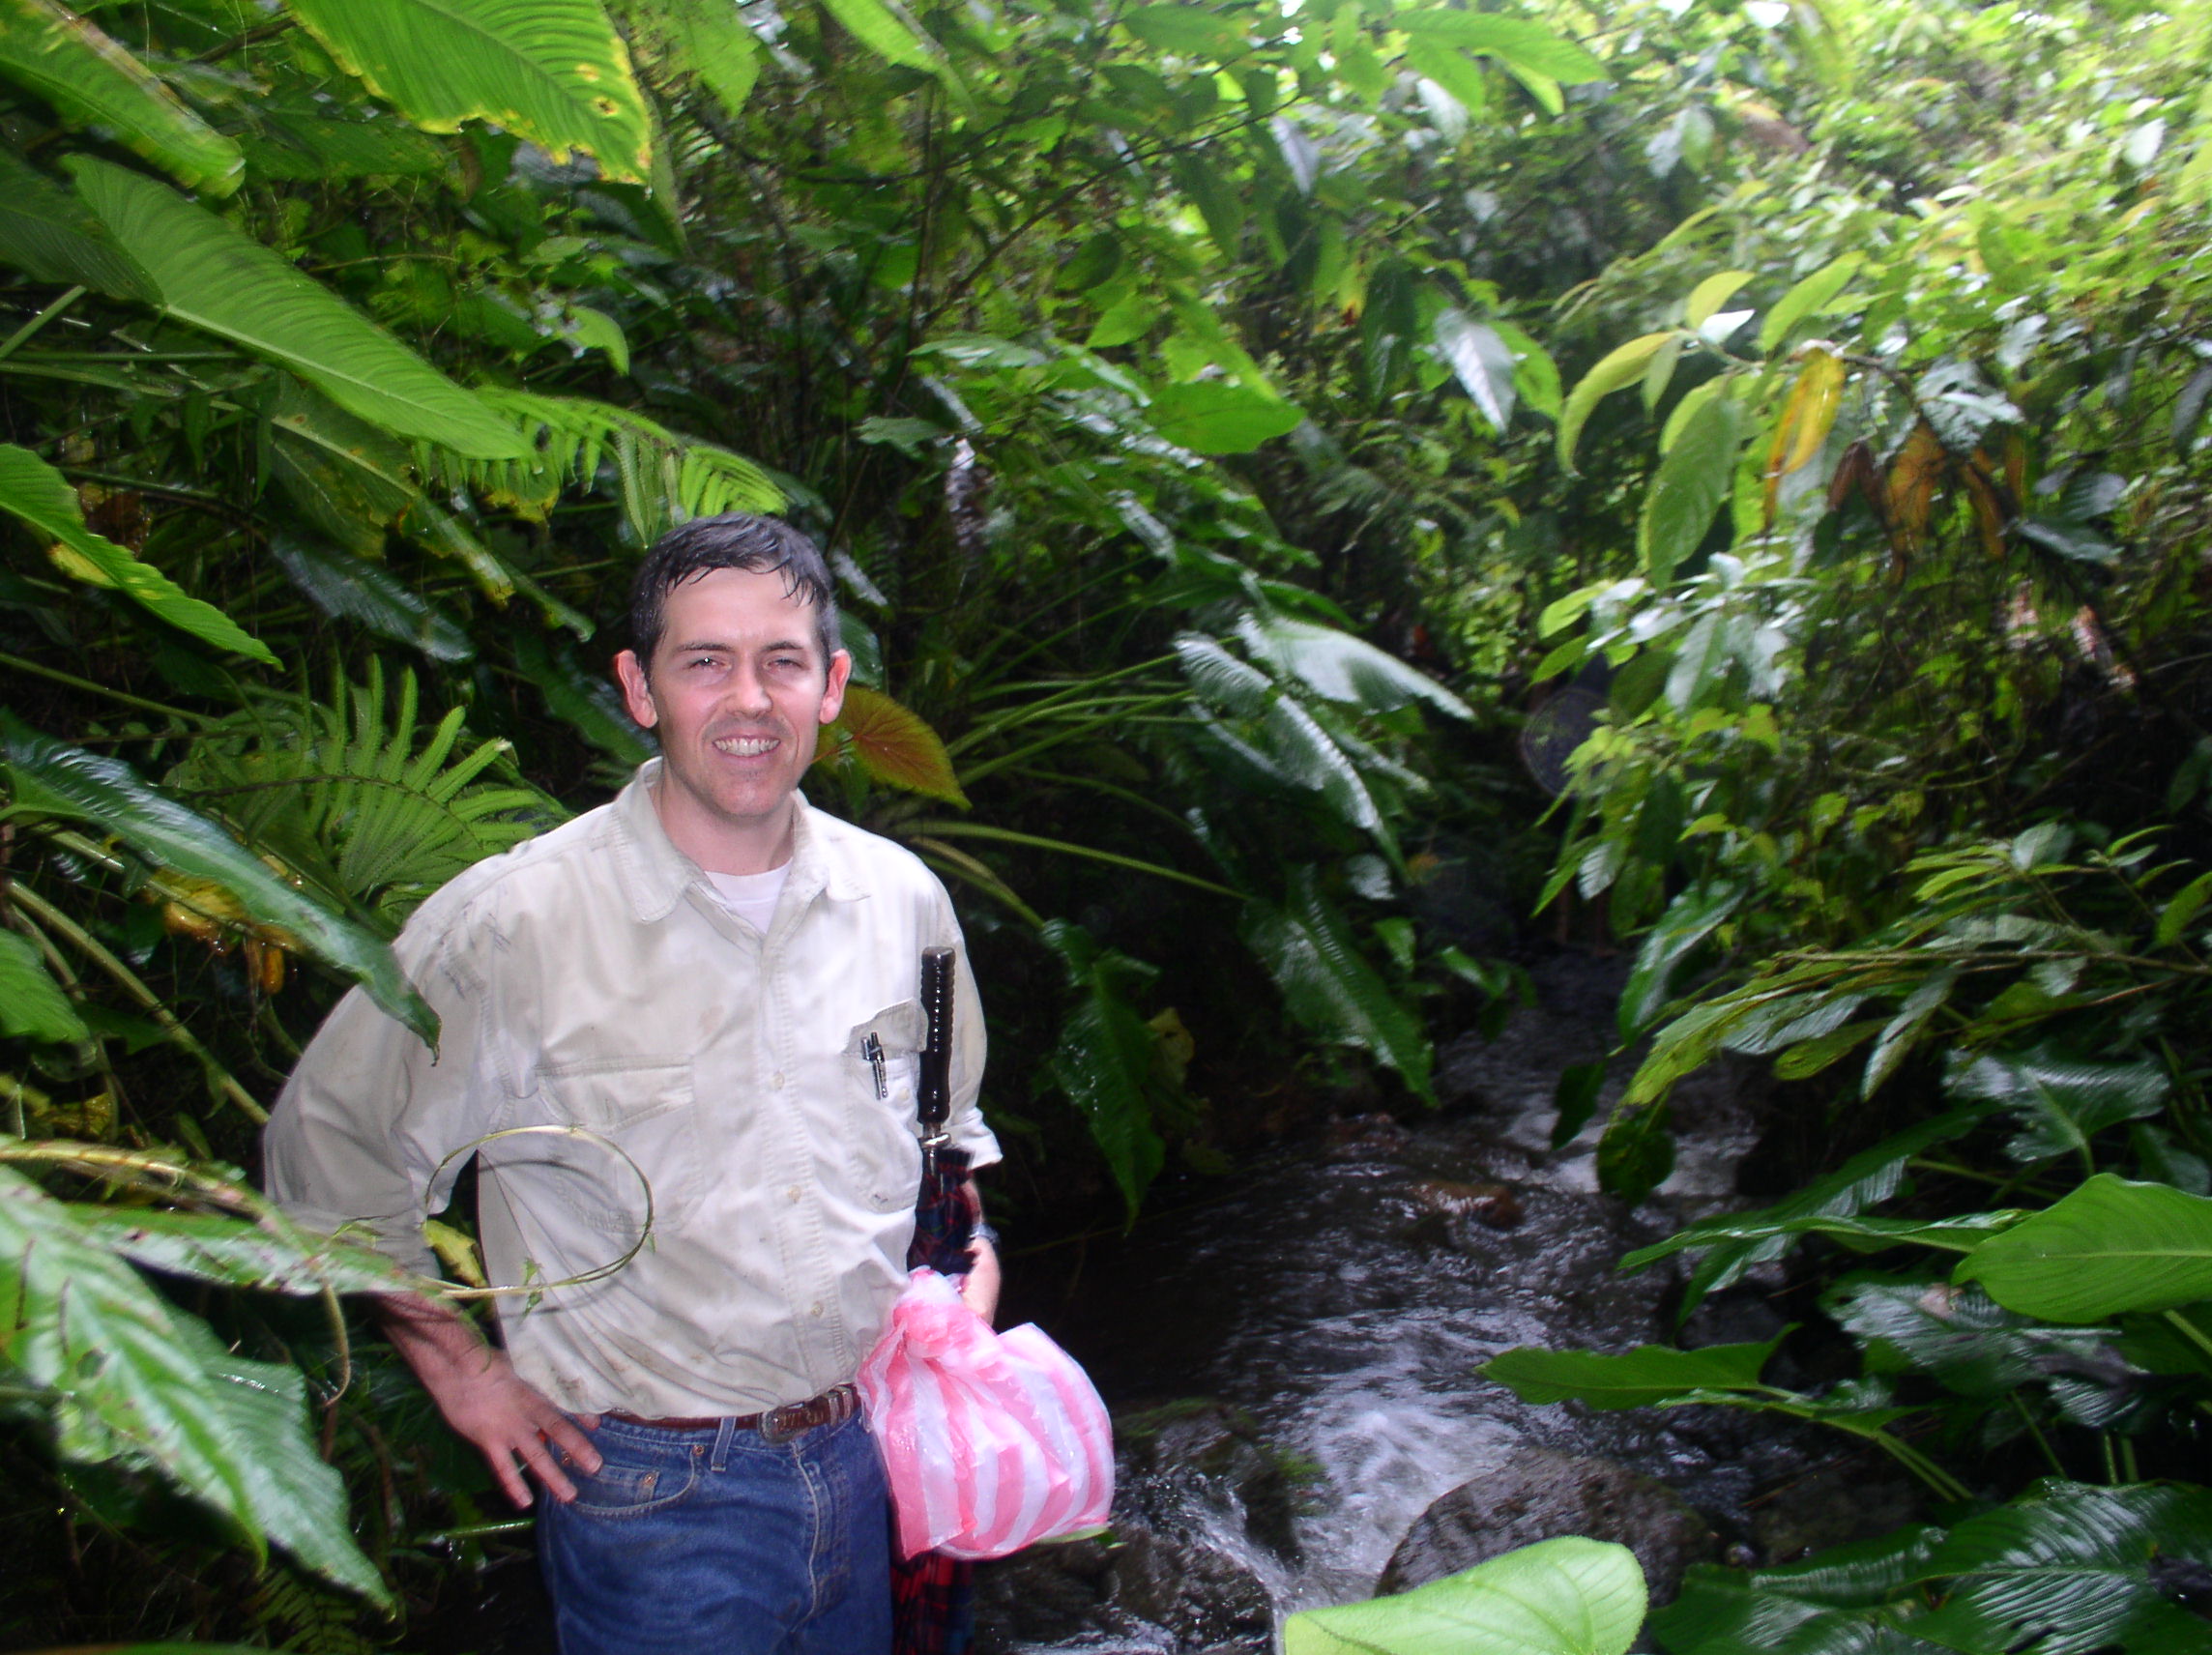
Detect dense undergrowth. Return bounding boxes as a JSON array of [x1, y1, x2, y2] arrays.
[[2, 0, 2211, 1648]]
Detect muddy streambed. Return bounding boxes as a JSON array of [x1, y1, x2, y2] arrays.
[[970, 953, 1916, 1654]]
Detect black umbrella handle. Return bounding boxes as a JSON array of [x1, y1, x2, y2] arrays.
[[917, 946, 955, 1161]]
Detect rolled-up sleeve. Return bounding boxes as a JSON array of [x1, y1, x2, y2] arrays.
[[263, 910, 493, 1276]]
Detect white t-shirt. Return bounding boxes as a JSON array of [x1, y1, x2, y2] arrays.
[[706, 863, 791, 933]]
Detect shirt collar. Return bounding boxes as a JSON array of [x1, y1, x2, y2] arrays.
[[611, 761, 865, 923]]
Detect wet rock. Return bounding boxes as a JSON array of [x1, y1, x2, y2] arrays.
[[1749, 1460, 1921, 1564], [1377, 1448, 1716, 1607], [1107, 1527, 1273, 1652], [1408, 1176, 1525, 1230], [1116, 1400, 1308, 1562], [972, 1536, 1119, 1647]]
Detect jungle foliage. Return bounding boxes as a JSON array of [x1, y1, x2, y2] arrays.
[[3, 0, 2212, 1647]]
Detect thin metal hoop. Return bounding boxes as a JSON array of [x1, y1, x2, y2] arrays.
[[423, 1123, 655, 1300]]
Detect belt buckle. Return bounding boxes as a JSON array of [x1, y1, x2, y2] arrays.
[[758, 1398, 812, 1444]]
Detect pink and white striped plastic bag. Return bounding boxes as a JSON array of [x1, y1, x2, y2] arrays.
[[857, 1267, 1114, 1561]]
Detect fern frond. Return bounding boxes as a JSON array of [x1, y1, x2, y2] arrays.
[[165, 665, 566, 931], [418, 389, 782, 542]]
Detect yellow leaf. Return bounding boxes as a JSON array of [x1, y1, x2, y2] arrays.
[[1883, 421, 1948, 563], [817, 683, 970, 807], [1761, 347, 1846, 523], [422, 1218, 487, 1288]]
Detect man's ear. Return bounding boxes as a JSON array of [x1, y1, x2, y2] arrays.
[[818, 650, 853, 726], [614, 650, 658, 729]]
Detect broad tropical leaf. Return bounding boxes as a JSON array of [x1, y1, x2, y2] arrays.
[[1759, 254, 1863, 355], [0, 0, 242, 192], [1945, 1049, 2168, 1167], [1434, 307, 1517, 432], [1149, 381, 1304, 454], [283, 0, 654, 182], [1235, 613, 1472, 720], [0, 444, 275, 663], [1559, 332, 1676, 470], [1640, 385, 1745, 583], [67, 158, 525, 458], [1620, 1110, 1989, 1319], [1178, 632, 1386, 843], [0, 146, 155, 300], [0, 928, 85, 1041], [1, 717, 434, 1039], [1285, 1537, 1645, 1655], [0, 1166, 387, 1602], [1482, 1335, 1784, 1408], [1242, 866, 1433, 1101], [817, 683, 968, 806], [1909, 1481, 2212, 1655], [1653, 1527, 1951, 1655], [1619, 882, 1742, 1039], [818, 0, 942, 73], [1958, 1174, 2212, 1321], [1393, 12, 1608, 84], [1764, 347, 1847, 519], [72, 1204, 422, 1297], [1040, 919, 1168, 1218], [272, 533, 475, 663]]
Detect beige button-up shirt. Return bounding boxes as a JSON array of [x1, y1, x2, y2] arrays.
[[264, 763, 999, 1417]]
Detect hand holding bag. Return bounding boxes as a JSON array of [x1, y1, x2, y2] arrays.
[[864, 948, 1114, 1563]]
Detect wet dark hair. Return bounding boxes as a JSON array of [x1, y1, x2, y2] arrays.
[[627, 513, 841, 670]]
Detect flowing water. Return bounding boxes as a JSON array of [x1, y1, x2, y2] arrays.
[[982, 953, 1838, 1653]]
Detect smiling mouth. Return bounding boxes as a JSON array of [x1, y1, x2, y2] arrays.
[[713, 735, 780, 757]]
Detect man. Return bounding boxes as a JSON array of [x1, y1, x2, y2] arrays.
[[264, 514, 1000, 1654]]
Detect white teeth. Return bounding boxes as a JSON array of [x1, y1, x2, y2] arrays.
[[713, 736, 778, 756]]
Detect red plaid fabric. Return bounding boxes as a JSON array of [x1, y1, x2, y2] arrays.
[[891, 1163, 981, 1654]]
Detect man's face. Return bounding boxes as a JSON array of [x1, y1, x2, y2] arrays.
[[615, 566, 850, 845]]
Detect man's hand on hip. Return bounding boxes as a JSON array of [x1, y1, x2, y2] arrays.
[[376, 1293, 602, 1508]]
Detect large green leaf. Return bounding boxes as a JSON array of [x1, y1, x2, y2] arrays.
[[1619, 882, 1741, 1039], [0, 146, 156, 300], [818, 0, 942, 74], [282, 0, 654, 182], [1620, 1110, 1988, 1319], [0, 0, 242, 193], [1434, 307, 1516, 432], [1828, 1278, 2119, 1406], [1944, 1048, 2169, 1167], [1040, 919, 1168, 1219], [1558, 332, 1675, 470], [1394, 11, 1608, 84], [1285, 1537, 1646, 1655], [66, 158, 525, 458], [1958, 1174, 2212, 1321], [0, 717, 434, 1040], [1236, 613, 1472, 720], [1909, 1481, 2212, 1655], [272, 532, 475, 663], [0, 1166, 387, 1602], [1482, 1335, 1783, 1408], [1759, 253, 1863, 355], [71, 1203, 422, 1296], [1150, 382, 1305, 453], [0, 927, 86, 1041], [0, 443, 276, 663], [1177, 632, 1384, 841], [1243, 866, 1433, 1102], [1653, 1527, 1951, 1655], [1639, 386, 1745, 583]]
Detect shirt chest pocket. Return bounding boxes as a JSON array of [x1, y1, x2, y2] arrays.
[[844, 1002, 923, 1214], [533, 1058, 704, 1236]]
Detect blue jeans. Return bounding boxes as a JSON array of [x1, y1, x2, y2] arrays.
[[537, 1410, 891, 1655]]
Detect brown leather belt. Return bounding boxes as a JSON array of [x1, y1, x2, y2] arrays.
[[605, 1383, 860, 1444]]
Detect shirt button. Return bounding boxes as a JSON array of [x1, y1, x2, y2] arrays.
[[786, 1185, 801, 1204], [809, 1302, 824, 1318], [772, 1071, 786, 1089]]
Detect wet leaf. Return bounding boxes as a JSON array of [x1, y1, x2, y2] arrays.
[[0, 928, 86, 1042], [1759, 253, 1863, 355], [0, 146, 155, 300], [1243, 866, 1432, 1102], [1433, 308, 1516, 432], [1945, 1048, 2168, 1167], [1958, 1174, 2212, 1321], [1558, 331, 1677, 471], [1149, 381, 1304, 453], [1763, 347, 1846, 522], [0, 444, 275, 664], [1483, 1333, 1784, 1408], [1285, 1536, 1645, 1655], [1641, 385, 1744, 584]]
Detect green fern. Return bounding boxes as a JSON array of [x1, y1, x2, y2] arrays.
[[419, 389, 782, 544], [166, 661, 562, 932], [247, 1562, 389, 1654]]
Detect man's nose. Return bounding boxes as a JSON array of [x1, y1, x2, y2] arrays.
[[723, 661, 773, 716]]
